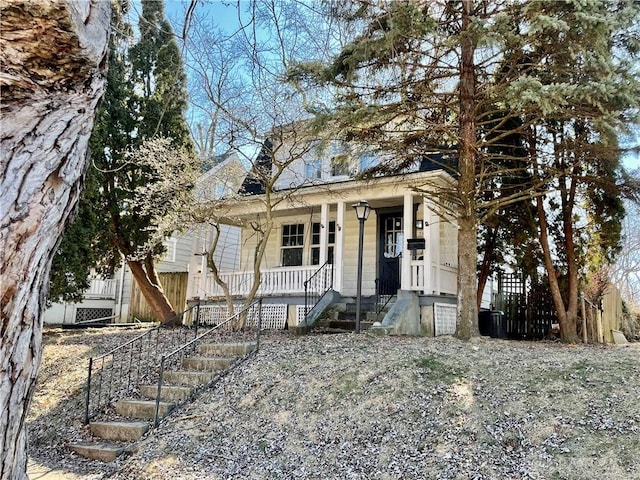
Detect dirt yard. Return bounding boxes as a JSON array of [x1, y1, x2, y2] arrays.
[[27, 327, 640, 479]]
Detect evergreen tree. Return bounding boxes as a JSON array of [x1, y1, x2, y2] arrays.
[[51, 0, 196, 323], [290, 0, 640, 341]]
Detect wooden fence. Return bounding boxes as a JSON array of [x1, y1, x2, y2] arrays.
[[129, 272, 188, 322]]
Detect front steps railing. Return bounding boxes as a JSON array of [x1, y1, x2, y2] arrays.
[[73, 300, 262, 462]]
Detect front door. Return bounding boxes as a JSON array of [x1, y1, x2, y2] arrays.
[[378, 213, 403, 295]]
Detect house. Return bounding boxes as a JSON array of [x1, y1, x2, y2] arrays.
[[43, 153, 246, 325], [187, 136, 466, 335]]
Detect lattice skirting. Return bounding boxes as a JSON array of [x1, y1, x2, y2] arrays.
[[434, 303, 457, 336], [199, 303, 287, 330]]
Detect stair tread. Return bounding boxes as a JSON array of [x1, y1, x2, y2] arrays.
[[69, 442, 125, 462], [91, 420, 149, 428], [118, 399, 174, 406]]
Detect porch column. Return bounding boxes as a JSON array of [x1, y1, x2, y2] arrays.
[[199, 228, 209, 296], [319, 203, 329, 265], [422, 198, 433, 294], [334, 201, 345, 292], [401, 191, 413, 290], [431, 205, 441, 294]]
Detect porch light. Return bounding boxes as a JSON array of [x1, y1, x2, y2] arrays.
[[352, 200, 371, 221], [352, 200, 371, 333]]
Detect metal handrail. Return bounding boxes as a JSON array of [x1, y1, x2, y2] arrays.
[[84, 303, 200, 424], [153, 298, 263, 426], [303, 261, 334, 326]]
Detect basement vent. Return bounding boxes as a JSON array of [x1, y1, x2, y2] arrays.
[[434, 303, 456, 336], [75, 308, 113, 324]]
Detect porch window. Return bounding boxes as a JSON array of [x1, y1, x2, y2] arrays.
[[281, 224, 304, 266], [311, 221, 335, 265]]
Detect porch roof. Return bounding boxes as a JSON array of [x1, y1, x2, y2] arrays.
[[215, 169, 456, 224]]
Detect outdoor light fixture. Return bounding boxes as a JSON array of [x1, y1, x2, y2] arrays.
[[353, 200, 371, 221], [352, 200, 371, 333]]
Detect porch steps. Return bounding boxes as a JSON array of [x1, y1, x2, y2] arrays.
[[316, 301, 382, 332], [70, 340, 257, 462]]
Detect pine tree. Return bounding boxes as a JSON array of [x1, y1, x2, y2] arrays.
[[290, 0, 640, 341]]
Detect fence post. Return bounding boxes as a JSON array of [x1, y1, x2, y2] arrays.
[[580, 294, 588, 343], [256, 298, 263, 352], [84, 357, 93, 424], [154, 356, 166, 428], [194, 301, 200, 339]]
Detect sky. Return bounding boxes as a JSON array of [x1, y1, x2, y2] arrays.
[[155, 1, 640, 171]]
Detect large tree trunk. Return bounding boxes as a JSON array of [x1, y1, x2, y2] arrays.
[[0, 2, 109, 479], [536, 193, 580, 343], [455, 0, 480, 340], [128, 256, 177, 325]]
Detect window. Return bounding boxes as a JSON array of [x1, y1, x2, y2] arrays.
[[304, 158, 322, 179], [162, 237, 177, 262], [359, 152, 377, 172], [281, 224, 304, 266], [330, 141, 351, 176], [311, 221, 335, 265], [330, 155, 350, 176]]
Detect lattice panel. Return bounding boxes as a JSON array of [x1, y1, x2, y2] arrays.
[[258, 304, 287, 329], [75, 308, 113, 323], [198, 303, 287, 330], [296, 305, 307, 326], [434, 303, 456, 336]]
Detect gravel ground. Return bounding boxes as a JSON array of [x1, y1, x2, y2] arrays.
[[28, 327, 640, 480]]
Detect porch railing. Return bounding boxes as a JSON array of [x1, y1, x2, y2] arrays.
[[84, 303, 201, 424], [194, 265, 321, 298], [84, 278, 118, 298], [303, 261, 333, 324], [153, 298, 263, 426]]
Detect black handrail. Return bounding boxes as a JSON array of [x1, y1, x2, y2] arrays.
[[84, 303, 201, 424], [153, 298, 263, 426], [303, 261, 333, 326]]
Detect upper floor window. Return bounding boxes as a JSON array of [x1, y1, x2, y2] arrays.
[[304, 158, 322, 179], [281, 224, 304, 266], [359, 152, 378, 172]]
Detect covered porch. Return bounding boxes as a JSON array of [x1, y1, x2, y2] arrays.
[[188, 171, 458, 302]]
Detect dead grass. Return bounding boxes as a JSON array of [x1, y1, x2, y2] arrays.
[[27, 327, 640, 480]]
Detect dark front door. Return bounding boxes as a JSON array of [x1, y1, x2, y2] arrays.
[[378, 213, 403, 295]]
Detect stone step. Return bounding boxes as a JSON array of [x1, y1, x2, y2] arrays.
[[90, 421, 149, 442], [181, 356, 235, 371], [140, 384, 193, 402], [69, 442, 125, 462], [197, 342, 256, 357], [115, 399, 174, 420], [163, 370, 215, 386]]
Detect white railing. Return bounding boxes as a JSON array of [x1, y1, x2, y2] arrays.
[[84, 279, 118, 298], [194, 265, 322, 298], [409, 261, 457, 295]]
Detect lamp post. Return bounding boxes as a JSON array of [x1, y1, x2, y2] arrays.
[[352, 200, 371, 333]]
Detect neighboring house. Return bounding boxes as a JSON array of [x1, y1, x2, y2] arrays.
[[44, 153, 246, 325], [192, 137, 465, 335]]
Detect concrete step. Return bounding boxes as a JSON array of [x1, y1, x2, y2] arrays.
[[69, 442, 125, 462], [115, 399, 174, 420], [318, 320, 374, 331], [90, 421, 149, 442], [181, 356, 235, 371], [163, 370, 215, 386], [197, 342, 256, 357], [140, 384, 193, 402]]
